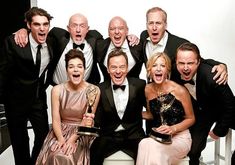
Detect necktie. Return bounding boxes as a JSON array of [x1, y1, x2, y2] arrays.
[[36, 44, 42, 75], [73, 43, 85, 50], [113, 84, 126, 91], [182, 79, 195, 85]]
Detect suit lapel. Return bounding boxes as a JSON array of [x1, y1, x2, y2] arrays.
[[104, 81, 116, 110]]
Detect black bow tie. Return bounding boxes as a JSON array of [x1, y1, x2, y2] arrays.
[[182, 79, 195, 85], [113, 84, 126, 91], [73, 43, 85, 50]]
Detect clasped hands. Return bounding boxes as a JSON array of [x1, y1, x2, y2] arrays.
[[51, 138, 78, 156]]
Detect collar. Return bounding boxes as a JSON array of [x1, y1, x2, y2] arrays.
[[29, 33, 47, 49], [147, 31, 168, 47], [111, 78, 128, 89], [109, 39, 129, 50]]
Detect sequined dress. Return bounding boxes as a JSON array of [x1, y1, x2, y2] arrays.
[[36, 83, 97, 165], [149, 93, 185, 127], [136, 93, 192, 165]]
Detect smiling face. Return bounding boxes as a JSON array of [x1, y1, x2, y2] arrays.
[[27, 15, 50, 44], [67, 13, 89, 45], [107, 54, 128, 85], [146, 10, 167, 45], [176, 50, 200, 81], [108, 16, 128, 48], [149, 55, 169, 84], [67, 57, 85, 85]]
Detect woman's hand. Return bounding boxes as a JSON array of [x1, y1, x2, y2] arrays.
[[62, 140, 78, 155], [155, 125, 175, 135], [51, 138, 66, 151], [81, 113, 95, 127]]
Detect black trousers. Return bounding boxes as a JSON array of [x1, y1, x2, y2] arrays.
[[90, 131, 142, 165], [5, 101, 49, 165]]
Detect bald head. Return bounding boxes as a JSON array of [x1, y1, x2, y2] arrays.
[[68, 13, 88, 26], [109, 16, 128, 29]]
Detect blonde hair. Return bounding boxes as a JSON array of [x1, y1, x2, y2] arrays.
[[146, 52, 171, 80]]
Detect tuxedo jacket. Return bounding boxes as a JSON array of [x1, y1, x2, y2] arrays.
[[96, 38, 144, 80], [94, 77, 146, 139], [0, 34, 54, 109], [47, 27, 103, 85], [173, 63, 235, 137]]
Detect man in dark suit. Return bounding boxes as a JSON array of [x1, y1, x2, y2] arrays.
[[0, 7, 54, 165], [47, 13, 103, 85], [90, 49, 146, 165], [174, 42, 235, 165], [96, 16, 144, 81]]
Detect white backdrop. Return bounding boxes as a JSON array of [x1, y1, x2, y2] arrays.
[[34, 0, 235, 92]]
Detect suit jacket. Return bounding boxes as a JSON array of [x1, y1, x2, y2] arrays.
[[47, 27, 103, 85], [94, 77, 146, 139], [0, 34, 54, 109], [173, 63, 235, 137], [96, 38, 144, 80]]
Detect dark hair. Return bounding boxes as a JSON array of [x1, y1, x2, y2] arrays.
[[24, 7, 53, 24], [107, 48, 128, 67], [65, 49, 86, 69], [176, 42, 201, 60]]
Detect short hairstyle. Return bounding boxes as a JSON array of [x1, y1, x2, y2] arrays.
[[176, 42, 201, 61], [146, 52, 171, 79], [107, 48, 128, 67], [24, 7, 53, 24], [146, 7, 167, 23], [65, 49, 86, 69]]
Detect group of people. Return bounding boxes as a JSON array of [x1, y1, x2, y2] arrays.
[[0, 5, 234, 165]]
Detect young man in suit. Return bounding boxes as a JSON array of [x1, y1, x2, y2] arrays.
[[96, 16, 144, 80], [174, 42, 235, 165], [90, 49, 146, 165], [0, 7, 54, 165]]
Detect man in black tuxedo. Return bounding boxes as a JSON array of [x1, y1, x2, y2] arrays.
[[174, 42, 235, 165], [90, 49, 146, 165], [96, 16, 144, 81], [0, 7, 54, 165], [47, 13, 103, 85]]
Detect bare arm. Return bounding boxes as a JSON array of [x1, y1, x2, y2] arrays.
[[51, 85, 66, 151], [14, 28, 29, 47]]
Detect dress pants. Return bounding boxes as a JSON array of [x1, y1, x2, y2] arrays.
[[5, 100, 49, 165], [90, 130, 141, 165]]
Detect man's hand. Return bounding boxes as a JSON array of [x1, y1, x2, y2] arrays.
[[209, 131, 219, 140], [211, 64, 228, 85], [14, 28, 28, 47], [127, 34, 140, 46]]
